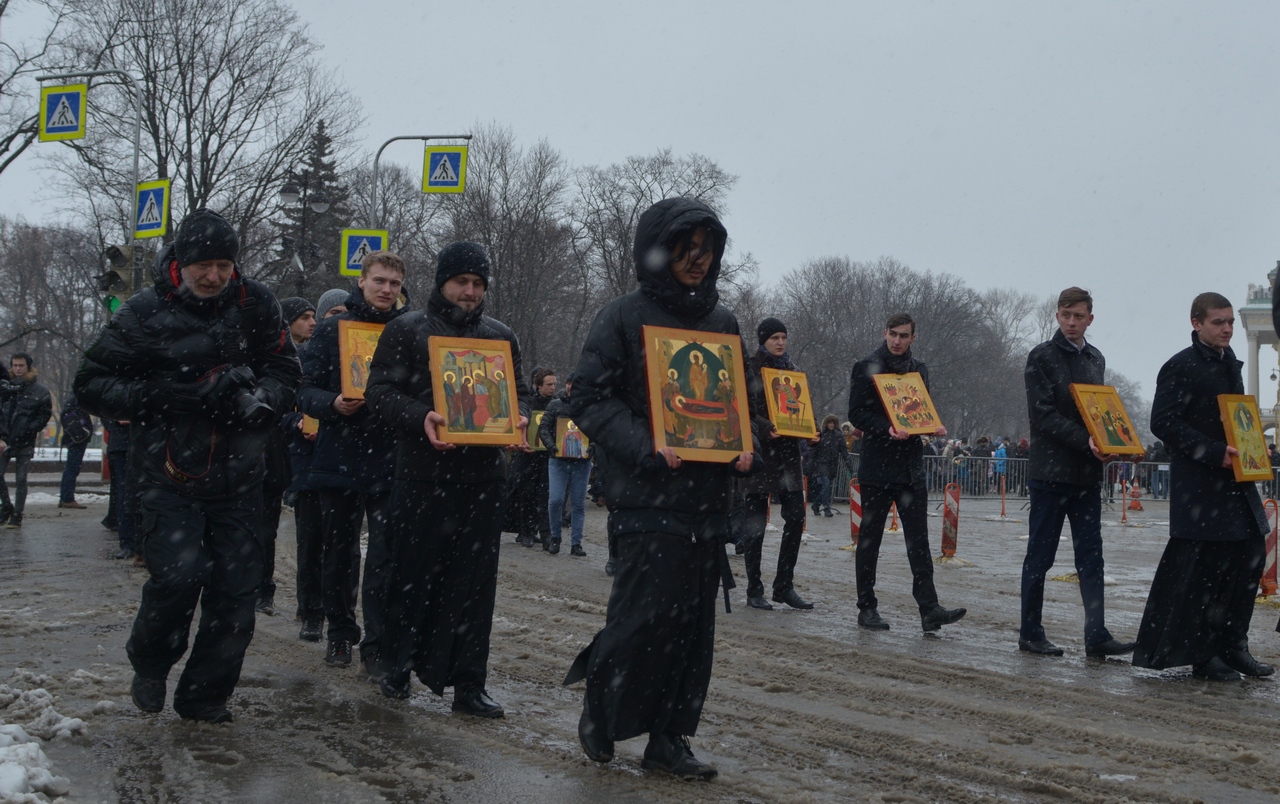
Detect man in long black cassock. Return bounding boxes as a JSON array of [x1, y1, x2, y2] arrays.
[[1133, 292, 1273, 681], [564, 197, 759, 781], [366, 242, 531, 715]]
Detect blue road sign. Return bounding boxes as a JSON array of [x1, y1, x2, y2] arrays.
[[340, 229, 388, 277], [39, 84, 87, 141], [422, 146, 468, 194], [134, 179, 170, 238]]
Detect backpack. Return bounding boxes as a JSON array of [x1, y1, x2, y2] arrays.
[[61, 406, 93, 444]]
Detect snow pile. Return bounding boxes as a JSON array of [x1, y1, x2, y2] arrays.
[[0, 674, 83, 802]]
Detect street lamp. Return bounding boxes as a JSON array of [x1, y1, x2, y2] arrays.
[[279, 172, 330, 297]]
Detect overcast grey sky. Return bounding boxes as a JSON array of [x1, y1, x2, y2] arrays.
[[4, 1, 1280, 408]]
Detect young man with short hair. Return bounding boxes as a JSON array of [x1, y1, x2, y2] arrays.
[[1133, 293, 1272, 681], [1019, 287, 1134, 658], [296, 252, 409, 676], [0, 352, 52, 527], [848, 313, 965, 632]]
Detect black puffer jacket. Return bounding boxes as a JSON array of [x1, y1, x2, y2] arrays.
[[1024, 330, 1104, 487], [848, 342, 930, 487], [569, 197, 760, 540], [744, 347, 803, 495], [74, 243, 300, 498], [1, 372, 52, 449], [1150, 333, 1268, 542], [364, 289, 531, 484], [296, 288, 408, 494]]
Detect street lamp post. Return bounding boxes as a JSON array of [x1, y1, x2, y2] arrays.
[[279, 172, 330, 297]]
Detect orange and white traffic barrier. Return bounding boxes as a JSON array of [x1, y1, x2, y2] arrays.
[[999, 475, 1007, 519], [848, 478, 862, 547], [888, 502, 899, 532], [1261, 499, 1278, 598], [940, 482, 960, 558], [1127, 479, 1143, 511]]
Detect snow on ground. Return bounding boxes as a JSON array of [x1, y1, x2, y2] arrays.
[[0, 671, 88, 802]]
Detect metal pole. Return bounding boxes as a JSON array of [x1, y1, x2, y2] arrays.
[[37, 69, 144, 285], [370, 134, 472, 227], [295, 175, 309, 297]]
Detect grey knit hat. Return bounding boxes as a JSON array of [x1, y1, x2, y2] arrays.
[[316, 288, 348, 316]]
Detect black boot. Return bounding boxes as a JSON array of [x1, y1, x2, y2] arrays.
[[131, 674, 166, 713], [642, 732, 717, 781], [452, 685, 504, 718], [578, 704, 614, 762]]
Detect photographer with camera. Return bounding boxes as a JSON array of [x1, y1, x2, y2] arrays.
[[0, 353, 52, 528], [74, 208, 301, 724]]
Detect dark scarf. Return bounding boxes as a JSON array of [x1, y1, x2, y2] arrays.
[[756, 346, 797, 371], [427, 288, 485, 328], [875, 341, 915, 374]]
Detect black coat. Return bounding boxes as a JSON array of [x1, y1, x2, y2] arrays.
[[364, 289, 531, 485], [1024, 330, 1105, 487], [743, 347, 803, 495], [1150, 333, 1268, 542], [74, 243, 300, 498], [847, 342, 929, 487], [569, 197, 759, 540], [0, 374, 52, 449], [812, 427, 851, 477], [538, 391, 577, 456], [296, 288, 408, 494]]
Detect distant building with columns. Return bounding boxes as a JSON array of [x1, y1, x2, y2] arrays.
[[1239, 262, 1278, 430]]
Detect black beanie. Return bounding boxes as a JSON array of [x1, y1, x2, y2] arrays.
[[757, 317, 788, 345], [174, 208, 239, 267], [435, 241, 491, 290], [279, 296, 315, 325]]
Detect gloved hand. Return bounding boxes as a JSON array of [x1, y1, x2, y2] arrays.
[[134, 381, 202, 416], [233, 387, 275, 427], [198, 365, 257, 407]]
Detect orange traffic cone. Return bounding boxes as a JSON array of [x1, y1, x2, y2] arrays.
[[1128, 479, 1143, 511]]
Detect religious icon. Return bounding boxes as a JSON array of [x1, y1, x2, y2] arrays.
[[872, 371, 944, 435], [642, 325, 753, 463], [338, 320, 385, 399], [529, 410, 547, 452], [300, 415, 319, 435], [556, 418, 590, 459], [1218, 394, 1272, 482], [427, 335, 522, 446], [1068, 383, 1144, 456], [760, 367, 818, 438]]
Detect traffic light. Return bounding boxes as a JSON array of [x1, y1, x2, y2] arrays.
[[98, 245, 135, 313]]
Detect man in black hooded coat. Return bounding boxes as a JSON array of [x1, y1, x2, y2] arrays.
[[563, 198, 759, 781], [366, 241, 531, 717], [74, 208, 300, 722]]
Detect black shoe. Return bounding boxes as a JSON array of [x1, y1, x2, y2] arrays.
[[255, 595, 275, 616], [299, 619, 323, 642], [380, 672, 411, 699], [1220, 649, 1276, 677], [102, 517, 118, 531], [548, 539, 561, 556], [180, 705, 233, 724], [541, 538, 551, 552], [772, 588, 814, 609], [1019, 638, 1064, 656], [1192, 656, 1242, 681], [858, 608, 890, 630], [578, 705, 614, 762], [6, 515, 21, 529], [1085, 638, 1136, 658], [362, 657, 386, 683], [734, 541, 745, 555], [604, 559, 616, 576], [642, 732, 717, 781], [921, 605, 967, 632], [746, 595, 773, 610], [570, 544, 586, 557], [325, 639, 352, 666], [112, 547, 135, 560], [518, 534, 535, 548], [131, 674, 166, 713], [452, 686, 504, 718], [811, 503, 820, 515], [824, 510, 834, 518]]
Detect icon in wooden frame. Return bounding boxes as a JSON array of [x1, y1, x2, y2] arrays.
[[760, 367, 818, 438], [1218, 394, 1272, 482], [428, 335, 522, 446], [338, 320, 385, 399], [872, 371, 944, 435], [1068, 383, 1144, 455]]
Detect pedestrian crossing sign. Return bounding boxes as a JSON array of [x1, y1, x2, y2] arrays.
[[339, 228, 388, 277], [38, 84, 87, 142], [422, 145, 467, 194], [134, 179, 170, 239]]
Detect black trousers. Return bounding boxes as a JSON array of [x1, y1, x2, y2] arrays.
[[856, 482, 939, 614], [320, 488, 392, 662], [259, 489, 283, 600], [514, 460, 550, 542], [126, 484, 263, 717], [1133, 536, 1264, 669], [381, 479, 504, 694], [293, 489, 336, 622], [742, 490, 805, 598], [579, 531, 719, 742]]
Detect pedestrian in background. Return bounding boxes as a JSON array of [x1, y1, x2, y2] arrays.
[[58, 392, 94, 509]]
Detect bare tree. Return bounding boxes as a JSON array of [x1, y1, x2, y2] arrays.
[[0, 0, 72, 176], [44, 0, 359, 264]]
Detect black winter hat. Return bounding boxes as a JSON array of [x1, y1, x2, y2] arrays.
[[174, 208, 239, 267], [757, 317, 788, 345], [435, 241, 490, 290], [279, 296, 315, 325]]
